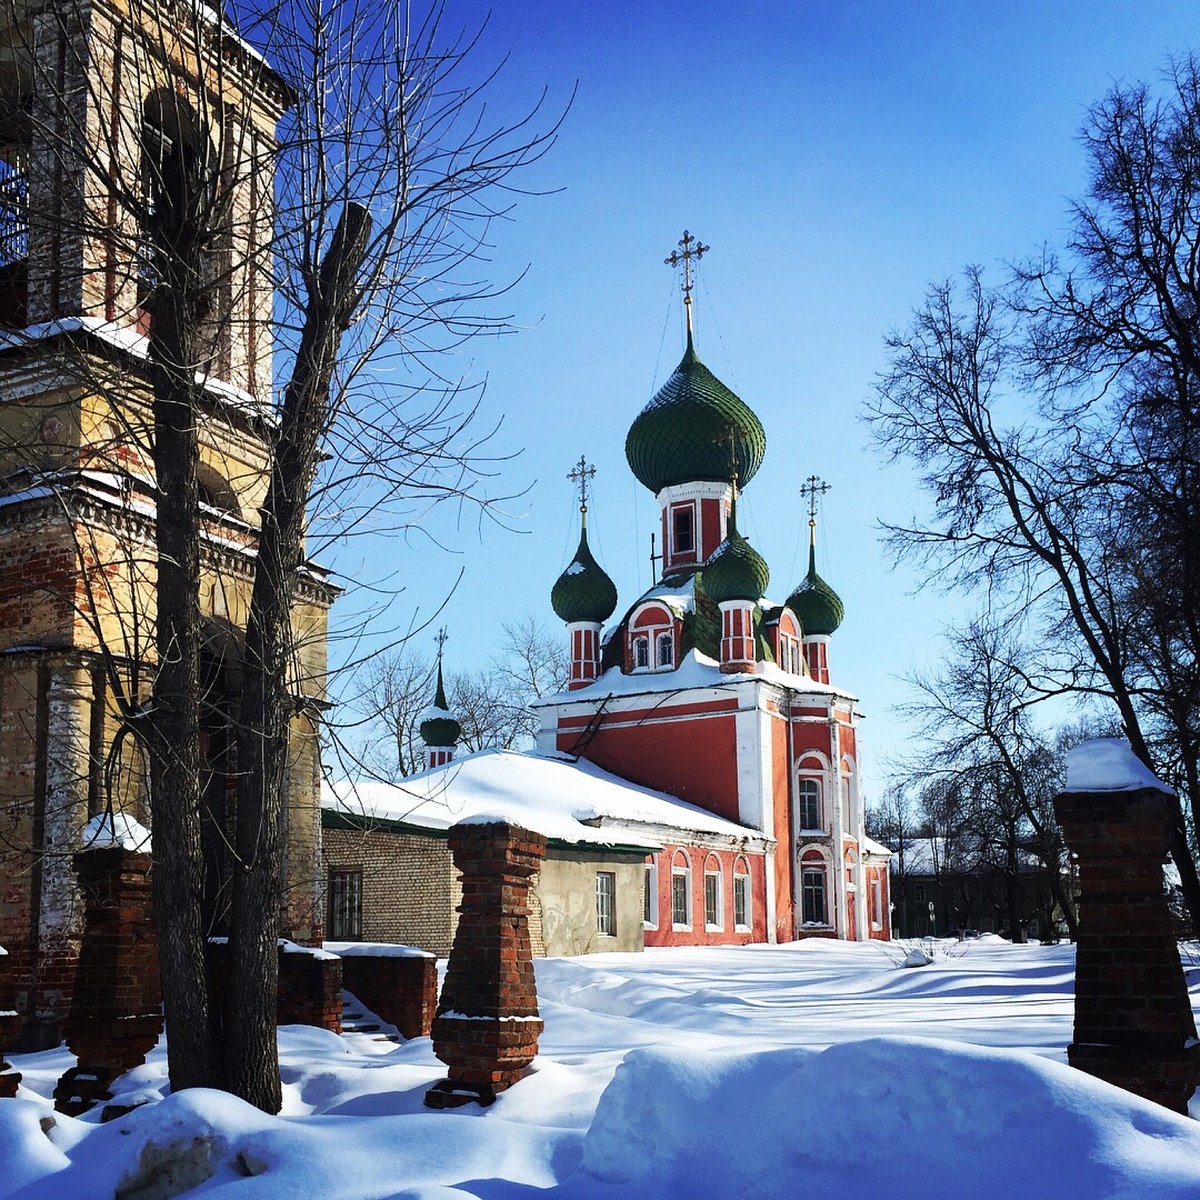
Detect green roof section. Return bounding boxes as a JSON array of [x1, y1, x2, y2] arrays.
[[551, 523, 619, 624], [419, 660, 462, 747], [697, 495, 769, 604], [625, 334, 766, 494], [786, 541, 844, 636]]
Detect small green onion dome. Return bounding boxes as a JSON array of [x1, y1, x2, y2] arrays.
[[700, 499, 769, 604], [419, 662, 461, 748], [625, 334, 766, 494], [787, 542, 844, 636], [551, 525, 618, 624]]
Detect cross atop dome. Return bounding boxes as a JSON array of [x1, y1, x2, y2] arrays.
[[665, 230, 710, 337], [568, 454, 597, 518]]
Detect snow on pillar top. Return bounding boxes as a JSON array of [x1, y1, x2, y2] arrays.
[[1062, 738, 1174, 795], [80, 813, 152, 852]]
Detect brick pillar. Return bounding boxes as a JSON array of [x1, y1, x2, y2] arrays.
[[1054, 782, 1200, 1114], [426, 822, 547, 1109], [31, 660, 94, 1045], [53, 846, 161, 1118], [0, 946, 22, 1098]]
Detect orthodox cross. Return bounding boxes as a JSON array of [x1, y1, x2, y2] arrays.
[[568, 454, 596, 517], [665, 229, 710, 335], [434, 626, 449, 664], [802, 474, 830, 537]]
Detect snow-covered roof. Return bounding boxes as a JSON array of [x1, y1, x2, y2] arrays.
[[323, 748, 764, 849], [536, 648, 849, 706]]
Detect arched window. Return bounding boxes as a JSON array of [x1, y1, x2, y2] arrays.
[[704, 854, 724, 931], [656, 630, 674, 669], [732, 857, 752, 930], [633, 635, 649, 669], [671, 849, 692, 929], [630, 604, 674, 674], [800, 849, 828, 926], [797, 778, 822, 831]]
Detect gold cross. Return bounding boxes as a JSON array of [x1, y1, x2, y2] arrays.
[[665, 230, 710, 334], [568, 454, 596, 514], [801, 475, 830, 522]]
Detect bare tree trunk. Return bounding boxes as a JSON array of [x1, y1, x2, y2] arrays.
[[144, 152, 217, 1089], [225, 204, 372, 1112]]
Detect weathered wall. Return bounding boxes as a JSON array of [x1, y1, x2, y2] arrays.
[[537, 848, 643, 955]]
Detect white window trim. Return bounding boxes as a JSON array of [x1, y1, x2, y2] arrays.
[[671, 854, 692, 930], [644, 856, 659, 930], [669, 499, 698, 558], [596, 871, 616, 938], [733, 866, 751, 931], [796, 775, 823, 833], [704, 865, 724, 932]]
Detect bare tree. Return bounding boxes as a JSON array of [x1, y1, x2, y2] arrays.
[[355, 615, 568, 777], [868, 263, 1200, 931], [0, 0, 563, 1110]]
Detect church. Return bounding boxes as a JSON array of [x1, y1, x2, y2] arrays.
[[324, 234, 892, 952]]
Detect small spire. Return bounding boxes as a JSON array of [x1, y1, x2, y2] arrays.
[[665, 229, 710, 342], [433, 627, 449, 709]]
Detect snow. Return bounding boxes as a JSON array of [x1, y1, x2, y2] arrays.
[[324, 942, 433, 960], [1063, 738, 1174, 795], [5, 939, 1200, 1198], [564, 561, 586, 575], [324, 748, 762, 847], [80, 813, 151, 852]]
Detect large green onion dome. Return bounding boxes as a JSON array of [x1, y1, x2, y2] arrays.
[[419, 662, 461, 748], [551, 524, 618, 624], [787, 541, 844, 636], [699, 498, 769, 604], [625, 333, 766, 494]]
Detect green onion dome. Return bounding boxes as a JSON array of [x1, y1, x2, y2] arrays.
[[419, 662, 461, 748], [699, 499, 769, 604], [625, 334, 766, 494], [551, 524, 618, 624], [787, 542, 844, 636]]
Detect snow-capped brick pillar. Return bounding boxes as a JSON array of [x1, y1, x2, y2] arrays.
[[425, 821, 547, 1109], [0, 945, 21, 1097], [1054, 741, 1200, 1114], [52, 844, 161, 1118]]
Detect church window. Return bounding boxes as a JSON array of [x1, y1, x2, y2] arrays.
[[797, 778, 822, 830], [870, 875, 883, 931], [644, 856, 658, 929], [801, 867, 827, 925], [656, 631, 674, 669], [704, 858, 723, 930], [672, 504, 695, 555], [596, 872, 616, 937], [733, 859, 751, 930], [671, 851, 692, 929], [328, 869, 362, 940], [840, 768, 853, 831], [633, 635, 649, 669]]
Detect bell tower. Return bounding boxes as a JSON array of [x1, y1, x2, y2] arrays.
[[0, 2, 333, 1048]]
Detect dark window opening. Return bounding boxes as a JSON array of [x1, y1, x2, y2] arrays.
[[329, 869, 363, 941], [672, 505, 695, 554]]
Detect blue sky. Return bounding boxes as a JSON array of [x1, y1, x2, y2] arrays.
[[326, 1, 1198, 799]]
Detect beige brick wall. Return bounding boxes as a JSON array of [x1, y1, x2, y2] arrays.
[[322, 823, 457, 957]]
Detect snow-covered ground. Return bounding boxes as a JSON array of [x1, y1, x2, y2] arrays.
[[5, 937, 1200, 1198]]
